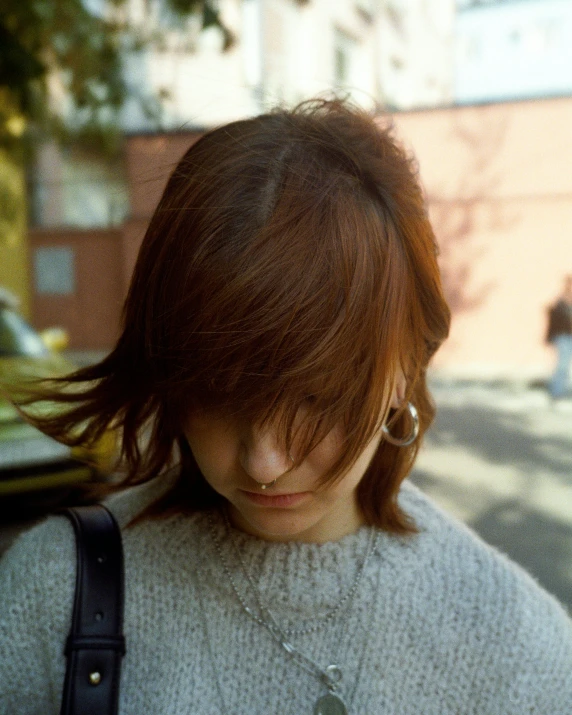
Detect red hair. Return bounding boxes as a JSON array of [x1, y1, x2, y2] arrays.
[[24, 99, 450, 533]]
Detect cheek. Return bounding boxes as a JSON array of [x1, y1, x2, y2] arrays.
[[304, 424, 344, 470], [333, 431, 383, 493], [184, 415, 238, 478]]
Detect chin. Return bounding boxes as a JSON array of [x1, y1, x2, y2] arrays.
[[234, 507, 322, 542]]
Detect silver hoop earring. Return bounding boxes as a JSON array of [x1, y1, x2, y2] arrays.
[[382, 402, 419, 447], [259, 479, 278, 490]]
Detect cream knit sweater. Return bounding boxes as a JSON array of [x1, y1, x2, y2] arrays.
[[1, 480, 571, 714]]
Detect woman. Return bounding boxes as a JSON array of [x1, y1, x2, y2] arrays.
[[1, 99, 571, 714], [547, 274, 572, 400]]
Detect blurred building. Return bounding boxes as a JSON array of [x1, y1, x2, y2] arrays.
[[24, 0, 572, 380], [27, 0, 456, 254], [27, 0, 456, 349], [455, 0, 572, 104], [120, 0, 455, 130]]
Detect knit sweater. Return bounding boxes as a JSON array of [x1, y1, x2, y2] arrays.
[[1, 480, 571, 714]]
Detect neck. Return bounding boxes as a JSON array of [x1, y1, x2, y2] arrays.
[[226, 499, 366, 544]]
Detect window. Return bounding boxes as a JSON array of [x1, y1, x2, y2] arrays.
[[34, 246, 75, 296], [334, 28, 358, 87], [30, 145, 129, 229]]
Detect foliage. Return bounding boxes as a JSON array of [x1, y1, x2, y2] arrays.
[[0, 0, 229, 152]]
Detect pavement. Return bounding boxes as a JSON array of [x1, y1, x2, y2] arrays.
[[412, 380, 572, 612], [1, 377, 571, 612]]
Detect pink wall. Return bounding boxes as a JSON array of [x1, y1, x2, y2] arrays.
[[391, 98, 572, 379]]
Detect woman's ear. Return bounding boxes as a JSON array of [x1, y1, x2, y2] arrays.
[[390, 369, 407, 409]]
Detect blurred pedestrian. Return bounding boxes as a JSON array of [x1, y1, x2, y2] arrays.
[[546, 274, 572, 399], [1, 99, 571, 714]]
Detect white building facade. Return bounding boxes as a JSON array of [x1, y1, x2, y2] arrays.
[[455, 0, 572, 104], [32, 0, 456, 231], [123, 0, 456, 130]]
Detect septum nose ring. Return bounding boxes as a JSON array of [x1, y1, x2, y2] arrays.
[[257, 452, 294, 490]]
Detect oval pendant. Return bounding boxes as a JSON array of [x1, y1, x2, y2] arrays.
[[314, 693, 348, 715]]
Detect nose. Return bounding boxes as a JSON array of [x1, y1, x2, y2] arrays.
[[239, 423, 293, 485]]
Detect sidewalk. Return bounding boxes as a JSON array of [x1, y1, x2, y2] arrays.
[[412, 381, 572, 611]]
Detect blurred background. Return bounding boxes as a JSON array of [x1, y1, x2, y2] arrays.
[[1, 0, 572, 607]]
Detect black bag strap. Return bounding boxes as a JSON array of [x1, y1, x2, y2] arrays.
[[60, 504, 126, 715]]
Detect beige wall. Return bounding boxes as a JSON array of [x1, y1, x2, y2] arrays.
[[392, 97, 572, 379]]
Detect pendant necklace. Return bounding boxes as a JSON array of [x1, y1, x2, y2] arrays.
[[208, 512, 379, 715]]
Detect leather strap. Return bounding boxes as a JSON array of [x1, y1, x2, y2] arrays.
[[60, 505, 125, 715]]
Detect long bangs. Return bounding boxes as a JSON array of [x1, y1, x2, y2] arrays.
[[152, 145, 411, 483]]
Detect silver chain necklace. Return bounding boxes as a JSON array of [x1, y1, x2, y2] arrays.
[[207, 511, 379, 715], [220, 509, 377, 637]]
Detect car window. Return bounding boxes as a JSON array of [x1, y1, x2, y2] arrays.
[[0, 308, 49, 358]]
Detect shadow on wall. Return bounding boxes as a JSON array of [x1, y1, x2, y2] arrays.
[[427, 112, 519, 315]]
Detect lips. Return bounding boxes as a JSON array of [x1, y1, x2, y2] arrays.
[[240, 490, 311, 508]]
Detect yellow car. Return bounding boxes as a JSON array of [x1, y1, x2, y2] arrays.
[[0, 294, 114, 497]]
